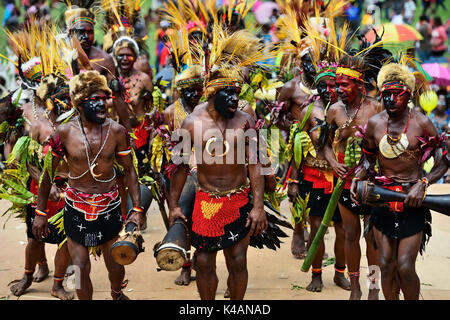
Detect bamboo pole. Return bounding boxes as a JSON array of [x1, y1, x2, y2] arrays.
[[301, 178, 345, 272]]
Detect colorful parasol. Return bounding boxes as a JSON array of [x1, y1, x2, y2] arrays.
[[364, 23, 423, 43], [421, 63, 450, 87]]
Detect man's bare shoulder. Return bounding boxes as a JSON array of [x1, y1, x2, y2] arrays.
[[413, 109, 436, 132], [56, 118, 77, 139], [327, 100, 344, 117], [278, 78, 298, 101], [367, 110, 386, 128], [109, 118, 127, 136], [182, 103, 207, 128]]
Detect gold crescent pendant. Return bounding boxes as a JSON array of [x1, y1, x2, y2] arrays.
[[90, 162, 102, 178], [379, 133, 409, 159], [206, 137, 230, 157]]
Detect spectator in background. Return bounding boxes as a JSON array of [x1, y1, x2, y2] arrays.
[[2, 1, 19, 31], [429, 91, 449, 135], [430, 17, 448, 63], [391, 10, 405, 25], [345, 1, 361, 36], [416, 15, 432, 63], [423, 0, 432, 16], [404, 0, 416, 25]]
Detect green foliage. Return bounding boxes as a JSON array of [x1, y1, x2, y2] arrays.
[[291, 193, 310, 227], [344, 136, 362, 169]]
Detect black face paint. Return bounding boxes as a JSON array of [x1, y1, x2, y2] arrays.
[[301, 55, 316, 83], [181, 87, 202, 109], [213, 87, 240, 119], [80, 97, 107, 124], [317, 81, 328, 99], [381, 90, 410, 118]]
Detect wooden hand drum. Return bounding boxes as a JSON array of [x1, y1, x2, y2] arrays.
[[111, 222, 145, 265]]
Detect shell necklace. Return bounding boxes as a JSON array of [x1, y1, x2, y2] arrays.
[[379, 111, 411, 159]]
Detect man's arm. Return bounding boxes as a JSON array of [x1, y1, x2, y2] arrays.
[[274, 82, 293, 131], [323, 107, 348, 178], [33, 150, 61, 240], [245, 116, 267, 236], [116, 125, 144, 228], [405, 114, 442, 207], [350, 117, 378, 203], [167, 119, 192, 226]]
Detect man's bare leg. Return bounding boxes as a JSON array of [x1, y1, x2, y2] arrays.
[[223, 234, 250, 300], [10, 238, 43, 296], [364, 216, 380, 300], [396, 232, 422, 300], [339, 204, 363, 300], [67, 237, 93, 300], [175, 236, 193, 286], [291, 223, 307, 259], [50, 243, 74, 300], [101, 237, 129, 300], [196, 250, 218, 300], [34, 244, 49, 282], [306, 216, 324, 292], [373, 227, 398, 300], [333, 221, 350, 290]]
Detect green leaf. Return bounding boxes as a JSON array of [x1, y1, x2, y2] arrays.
[[0, 121, 9, 134], [1, 179, 34, 198], [0, 193, 32, 204], [294, 132, 302, 168], [43, 150, 54, 183]]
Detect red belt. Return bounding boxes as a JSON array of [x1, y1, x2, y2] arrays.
[[30, 180, 65, 218], [302, 164, 334, 194]]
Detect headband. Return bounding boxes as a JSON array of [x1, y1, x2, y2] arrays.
[[336, 67, 364, 82], [113, 36, 140, 56]]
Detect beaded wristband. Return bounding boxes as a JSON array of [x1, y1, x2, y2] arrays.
[[35, 209, 47, 217], [287, 178, 299, 184], [131, 206, 144, 214], [419, 177, 429, 187]]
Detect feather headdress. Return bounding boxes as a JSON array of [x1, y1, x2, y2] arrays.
[[276, 0, 348, 65], [64, 0, 98, 30], [166, 27, 203, 89], [3, 18, 74, 94], [100, 0, 147, 55], [377, 53, 431, 105], [195, 22, 274, 98], [162, 0, 209, 36]]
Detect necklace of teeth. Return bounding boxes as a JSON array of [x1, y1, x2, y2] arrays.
[[68, 117, 115, 182]]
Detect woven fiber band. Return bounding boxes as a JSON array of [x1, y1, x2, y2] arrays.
[[336, 67, 363, 82], [314, 69, 336, 84], [177, 77, 203, 89], [381, 81, 411, 93], [70, 17, 95, 28], [206, 78, 243, 90]]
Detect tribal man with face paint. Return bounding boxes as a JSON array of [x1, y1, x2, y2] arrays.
[[114, 39, 154, 166], [279, 39, 318, 260], [288, 45, 351, 292], [65, 2, 133, 136], [161, 64, 204, 286], [167, 26, 270, 300], [350, 62, 446, 300], [33, 70, 144, 300], [323, 52, 384, 300]]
